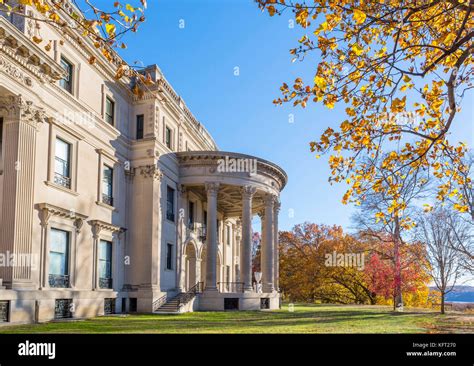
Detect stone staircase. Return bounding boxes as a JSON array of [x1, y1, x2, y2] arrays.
[[154, 282, 203, 314]]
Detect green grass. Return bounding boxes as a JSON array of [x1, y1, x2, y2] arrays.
[[1, 304, 473, 334]]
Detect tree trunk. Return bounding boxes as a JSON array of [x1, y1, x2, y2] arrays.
[[393, 217, 403, 312], [441, 293, 445, 314]]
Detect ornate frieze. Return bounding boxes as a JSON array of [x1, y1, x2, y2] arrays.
[[0, 55, 32, 86]]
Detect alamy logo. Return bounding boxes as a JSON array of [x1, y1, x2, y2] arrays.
[[18, 341, 56, 360], [325, 251, 365, 271], [216, 156, 257, 176]]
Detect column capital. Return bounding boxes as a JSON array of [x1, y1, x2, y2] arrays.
[[273, 199, 281, 213], [205, 182, 220, 196], [241, 185, 257, 199], [0, 95, 46, 130], [264, 193, 277, 207]]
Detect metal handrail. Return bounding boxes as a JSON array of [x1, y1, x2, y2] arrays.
[[177, 281, 203, 307], [152, 294, 167, 311]]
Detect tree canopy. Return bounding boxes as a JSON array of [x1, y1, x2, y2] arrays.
[[256, 0, 474, 221]]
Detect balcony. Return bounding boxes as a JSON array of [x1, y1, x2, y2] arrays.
[[99, 277, 113, 289], [54, 172, 71, 189], [49, 274, 70, 288]]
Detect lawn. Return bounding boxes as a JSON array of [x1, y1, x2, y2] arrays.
[[1, 304, 473, 334]]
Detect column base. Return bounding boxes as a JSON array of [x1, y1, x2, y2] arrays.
[[243, 285, 254, 293], [205, 286, 218, 293]]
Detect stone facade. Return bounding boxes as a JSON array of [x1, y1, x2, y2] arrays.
[[0, 2, 286, 324]]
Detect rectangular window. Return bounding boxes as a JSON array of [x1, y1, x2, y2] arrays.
[[59, 57, 73, 93], [102, 165, 114, 206], [105, 96, 115, 125], [99, 240, 112, 289], [54, 138, 71, 189], [166, 243, 173, 270], [188, 201, 195, 227], [49, 229, 70, 288], [136, 114, 144, 139], [226, 225, 231, 245], [165, 126, 172, 149], [54, 299, 73, 319], [0, 301, 9, 323], [166, 186, 175, 221]]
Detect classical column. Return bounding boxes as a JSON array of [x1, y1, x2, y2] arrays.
[[235, 220, 242, 282], [205, 182, 219, 292], [176, 185, 187, 292], [0, 96, 45, 288], [91, 224, 101, 290], [38, 207, 51, 289], [258, 210, 265, 293], [273, 199, 281, 291], [262, 194, 275, 293], [241, 185, 256, 292]]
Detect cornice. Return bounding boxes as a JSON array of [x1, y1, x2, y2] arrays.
[[0, 17, 64, 83], [176, 151, 288, 190]]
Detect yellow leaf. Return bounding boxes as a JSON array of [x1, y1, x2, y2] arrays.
[[353, 9, 366, 24], [351, 43, 364, 56], [105, 23, 116, 36]]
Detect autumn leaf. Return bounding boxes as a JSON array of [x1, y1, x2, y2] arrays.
[[353, 9, 366, 24]]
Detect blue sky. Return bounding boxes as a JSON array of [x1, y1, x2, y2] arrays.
[[118, 0, 474, 233]]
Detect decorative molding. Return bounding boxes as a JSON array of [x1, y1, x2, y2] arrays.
[[139, 164, 163, 181], [0, 95, 46, 130], [0, 55, 33, 86], [88, 219, 125, 239], [36, 203, 88, 233], [176, 151, 288, 190], [0, 18, 64, 83]]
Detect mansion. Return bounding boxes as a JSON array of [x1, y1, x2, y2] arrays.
[[0, 2, 286, 323]]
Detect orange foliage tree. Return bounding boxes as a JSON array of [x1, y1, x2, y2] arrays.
[[279, 222, 431, 306]]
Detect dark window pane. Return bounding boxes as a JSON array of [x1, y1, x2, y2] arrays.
[[166, 243, 173, 270], [166, 186, 175, 221], [59, 57, 73, 93], [136, 114, 144, 139], [102, 165, 113, 206], [165, 127, 172, 149], [188, 201, 195, 226], [105, 97, 115, 125]]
